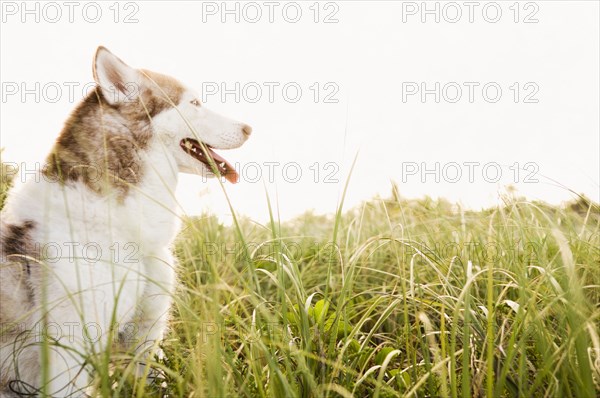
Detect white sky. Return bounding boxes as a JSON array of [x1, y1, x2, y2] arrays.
[[1, 1, 599, 223]]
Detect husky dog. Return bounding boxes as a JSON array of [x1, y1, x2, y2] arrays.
[[0, 47, 251, 397]]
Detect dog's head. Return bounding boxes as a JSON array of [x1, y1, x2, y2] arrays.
[[93, 46, 251, 183]]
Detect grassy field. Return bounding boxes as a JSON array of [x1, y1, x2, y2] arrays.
[[129, 188, 599, 397], [1, 166, 599, 397]]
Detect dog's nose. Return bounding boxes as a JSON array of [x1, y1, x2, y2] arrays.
[[242, 124, 253, 137]]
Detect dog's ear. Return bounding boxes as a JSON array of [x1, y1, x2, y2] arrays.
[[93, 46, 142, 105]]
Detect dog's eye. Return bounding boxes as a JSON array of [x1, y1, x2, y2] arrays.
[[190, 99, 201, 107]]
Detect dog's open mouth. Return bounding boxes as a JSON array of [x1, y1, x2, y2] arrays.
[[180, 138, 238, 183]]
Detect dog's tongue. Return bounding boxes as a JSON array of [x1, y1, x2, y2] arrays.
[[208, 148, 238, 184]]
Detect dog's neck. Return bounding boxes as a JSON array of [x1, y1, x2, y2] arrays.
[[43, 88, 167, 199], [137, 137, 180, 197]]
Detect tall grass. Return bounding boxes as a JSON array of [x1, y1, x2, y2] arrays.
[[1, 163, 599, 397], [154, 190, 599, 397]]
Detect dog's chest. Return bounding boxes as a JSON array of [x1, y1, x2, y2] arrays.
[[7, 176, 181, 260], [118, 176, 182, 250]]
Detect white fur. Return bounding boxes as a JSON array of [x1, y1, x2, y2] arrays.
[[3, 142, 180, 395], [0, 47, 250, 397], [153, 90, 250, 175]]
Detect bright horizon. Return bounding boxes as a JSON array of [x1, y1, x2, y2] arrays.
[[1, 1, 598, 223]]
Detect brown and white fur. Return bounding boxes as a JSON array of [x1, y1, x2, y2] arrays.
[[0, 47, 251, 397]]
